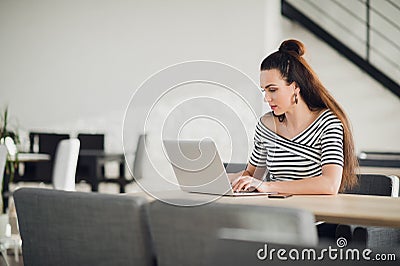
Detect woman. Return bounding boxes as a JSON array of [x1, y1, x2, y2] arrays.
[[231, 39, 358, 195]]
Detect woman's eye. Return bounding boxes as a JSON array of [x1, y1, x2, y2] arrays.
[[261, 87, 277, 93]]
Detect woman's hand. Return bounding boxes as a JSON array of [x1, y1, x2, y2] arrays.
[[231, 175, 265, 192], [227, 172, 243, 183]]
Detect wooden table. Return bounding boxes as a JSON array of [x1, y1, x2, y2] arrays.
[[129, 190, 400, 228]]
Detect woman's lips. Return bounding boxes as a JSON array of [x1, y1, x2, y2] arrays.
[[270, 105, 277, 110]]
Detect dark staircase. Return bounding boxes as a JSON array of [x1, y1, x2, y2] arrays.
[[281, 0, 400, 97]]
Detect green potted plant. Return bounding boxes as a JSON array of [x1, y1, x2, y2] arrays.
[[0, 106, 20, 195], [0, 106, 20, 213], [0, 106, 20, 177]]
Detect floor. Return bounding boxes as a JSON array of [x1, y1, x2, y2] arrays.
[[0, 181, 143, 266], [0, 253, 22, 266]]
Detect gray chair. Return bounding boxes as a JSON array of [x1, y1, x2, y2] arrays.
[[0, 144, 14, 265], [148, 200, 317, 266], [14, 188, 155, 266], [341, 174, 400, 248], [346, 174, 399, 197]]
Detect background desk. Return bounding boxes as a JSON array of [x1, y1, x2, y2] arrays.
[[129, 190, 400, 228], [3, 153, 51, 213], [77, 150, 129, 193], [9, 153, 51, 162], [359, 151, 400, 177]]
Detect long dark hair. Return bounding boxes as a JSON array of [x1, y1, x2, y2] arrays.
[[260, 39, 358, 192]]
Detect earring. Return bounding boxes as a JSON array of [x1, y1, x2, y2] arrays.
[[294, 93, 298, 104]]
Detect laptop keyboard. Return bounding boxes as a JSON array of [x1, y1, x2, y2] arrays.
[[234, 190, 255, 194]]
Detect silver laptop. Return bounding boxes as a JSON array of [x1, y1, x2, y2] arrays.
[[163, 139, 274, 196]]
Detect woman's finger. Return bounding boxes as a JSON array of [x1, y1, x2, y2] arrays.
[[232, 180, 240, 191], [234, 179, 249, 191], [232, 179, 242, 191], [231, 176, 242, 186]]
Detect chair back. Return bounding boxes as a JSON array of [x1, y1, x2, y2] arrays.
[[345, 174, 399, 197], [14, 188, 155, 266], [77, 133, 104, 150], [76, 133, 105, 183], [0, 145, 7, 191], [341, 174, 400, 248], [148, 200, 317, 266], [52, 139, 80, 191]]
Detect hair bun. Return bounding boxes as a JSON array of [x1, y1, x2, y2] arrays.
[[278, 39, 305, 57]]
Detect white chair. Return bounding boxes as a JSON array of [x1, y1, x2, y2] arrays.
[[0, 145, 7, 192], [132, 134, 146, 181], [52, 139, 80, 191]]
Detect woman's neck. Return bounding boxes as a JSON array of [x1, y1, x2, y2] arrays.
[[284, 100, 317, 130]]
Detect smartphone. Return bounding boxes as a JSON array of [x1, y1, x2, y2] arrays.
[[268, 193, 293, 198]]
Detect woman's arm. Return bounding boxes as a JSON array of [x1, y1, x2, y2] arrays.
[[232, 164, 343, 195]]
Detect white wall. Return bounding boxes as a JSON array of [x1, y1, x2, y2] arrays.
[[0, 0, 266, 189], [1, 0, 399, 189], [0, 0, 265, 149]]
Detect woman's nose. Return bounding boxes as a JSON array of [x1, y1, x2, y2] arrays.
[[264, 94, 271, 102]]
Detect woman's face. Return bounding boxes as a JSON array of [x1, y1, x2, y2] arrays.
[[260, 69, 296, 115]]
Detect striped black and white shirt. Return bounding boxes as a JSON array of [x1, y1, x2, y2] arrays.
[[249, 109, 344, 181]]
